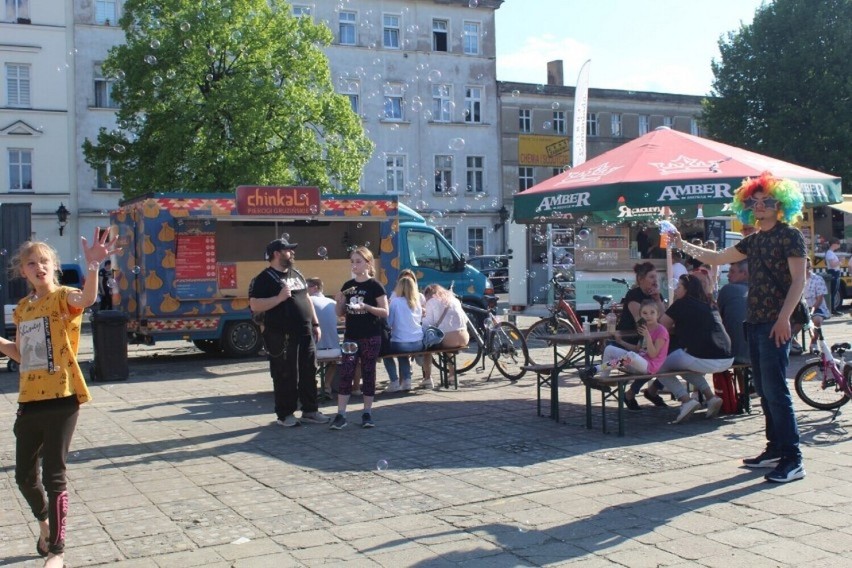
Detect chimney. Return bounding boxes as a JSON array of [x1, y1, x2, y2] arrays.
[[547, 60, 564, 86]]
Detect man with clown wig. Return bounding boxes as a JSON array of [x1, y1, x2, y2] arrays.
[[667, 171, 807, 484]]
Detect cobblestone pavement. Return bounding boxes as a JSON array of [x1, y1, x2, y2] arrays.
[[1, 317, 852, 567]]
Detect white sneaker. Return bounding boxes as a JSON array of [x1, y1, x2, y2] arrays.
[[301, 412, 330, 424], [401, 379, 412, 391], [277, 414, 300, 427], [674, 399, 700, 424], [705, 396, 724, 419], [385, 382, 402, 393]]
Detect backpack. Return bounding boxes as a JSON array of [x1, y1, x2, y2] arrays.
[[712, 370, 739, 415]]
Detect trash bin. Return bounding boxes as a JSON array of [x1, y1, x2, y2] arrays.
[[89, 310, 129, 382]]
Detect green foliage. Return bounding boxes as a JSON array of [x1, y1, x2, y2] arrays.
[[702, 0, 852, 186], [83, 0, 373, 198]]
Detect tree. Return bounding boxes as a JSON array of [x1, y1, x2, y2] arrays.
[[83, 0, 373, 198], [702, 0, 852, 186]]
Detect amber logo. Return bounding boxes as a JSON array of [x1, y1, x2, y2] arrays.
[[235, 186, 320, 216]]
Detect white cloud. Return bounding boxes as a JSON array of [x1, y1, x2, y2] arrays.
[[497, 34, 592, 85]]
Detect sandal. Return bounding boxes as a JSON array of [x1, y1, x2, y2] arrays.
[[36, 535, 49, 558]]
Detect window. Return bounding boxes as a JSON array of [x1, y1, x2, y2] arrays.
[[518, 167, 534, 192], [519, 109, 531, 133], [553, 111, 566, 135], [6, 63, 31, 107], [463, 22, 480, 55], [587, 113, 599, 137], [432, 19, 448, 52], [340, 80, 360, 114], [466, 156, 484, 193], [552, 167, 565, 177], [439, 227, 455, 248], [408, 230, 457, 272], [434, 155, 453, 193], [464, 86, 482, 123], [96, 162, 120, 189], [4, 0, 29, 21], [385, 154, 405, 194], [468, 227, 485, 257], [291, 5, 311, 18], [9, 149, 33, 191], [94, 66, 119, 108], [690, 118, 701, 136], [663, 116, 673, 128], [338, 10, 356, 45], [382, 83, 404, 120], [383, 14, 400, 48], [638, 114, 650, 135], [95, 0, 116, 24], [432, 84, 452, 122], [611, 113, 622, 138]]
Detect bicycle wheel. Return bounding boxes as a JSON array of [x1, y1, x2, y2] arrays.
[[490, 322, 529, 381], [524, 317, 576, 366], [794, 360, 851, 410], [432, 319, 483, 375]]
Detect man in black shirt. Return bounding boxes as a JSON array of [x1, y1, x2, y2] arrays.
[[249, 238, 328, 427]]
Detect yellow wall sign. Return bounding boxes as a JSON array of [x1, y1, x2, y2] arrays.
[[518, 135, 571, 167]]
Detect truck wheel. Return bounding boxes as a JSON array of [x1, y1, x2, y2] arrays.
[[222, 321, 262, 357], [193, 339, 223, 354], [7, 359, 19, 373]]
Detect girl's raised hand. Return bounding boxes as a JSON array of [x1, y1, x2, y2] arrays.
[[81, 227, 121, 269]]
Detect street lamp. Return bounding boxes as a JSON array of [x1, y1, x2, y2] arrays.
[[495, 205, 510, 252], [56, 203, 70, 236]]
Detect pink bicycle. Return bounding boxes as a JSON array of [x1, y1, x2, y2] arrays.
[[794, 327, 852, 412]]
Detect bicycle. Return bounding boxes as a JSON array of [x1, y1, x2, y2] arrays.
[[793, 326, 852, 412], [432, 302, 529, 381]]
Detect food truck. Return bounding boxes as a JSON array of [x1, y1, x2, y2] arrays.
[[109, 188, 493, 356]]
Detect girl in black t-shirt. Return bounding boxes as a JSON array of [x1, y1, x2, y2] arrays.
[[330, 247, 389, 430]]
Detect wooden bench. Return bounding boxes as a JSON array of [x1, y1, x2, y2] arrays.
[[581, 364, 753, 436], [380, 347, 463, 390]]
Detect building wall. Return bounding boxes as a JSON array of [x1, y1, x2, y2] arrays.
[[0, 0, 75, 261]]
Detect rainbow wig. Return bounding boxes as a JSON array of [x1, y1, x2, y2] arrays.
[[730, 171, 804, 226]]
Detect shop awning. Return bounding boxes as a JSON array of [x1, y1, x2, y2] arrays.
[[828, 195, 852, 215]]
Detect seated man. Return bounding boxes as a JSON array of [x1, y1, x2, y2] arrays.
[[717, 260, 750, 365], [308, 277, 341, 399], [792, 258, 829, 353]]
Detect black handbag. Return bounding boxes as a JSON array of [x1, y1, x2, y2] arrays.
[[378, 318, 392, 356]]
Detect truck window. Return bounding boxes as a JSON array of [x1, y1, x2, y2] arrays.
[[408, 230, 457, 272]]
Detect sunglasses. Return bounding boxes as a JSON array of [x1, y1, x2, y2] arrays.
[[744, 196, 779, 210]]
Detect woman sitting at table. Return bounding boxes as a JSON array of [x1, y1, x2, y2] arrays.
[[615, 262, 668, 410], [648, 273, 733, 424]]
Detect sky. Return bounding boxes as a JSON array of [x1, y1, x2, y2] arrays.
[[495, 0, 767, 96]]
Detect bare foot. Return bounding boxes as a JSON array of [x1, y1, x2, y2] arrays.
[[37, 520, 49, 557], [44, 553, 64, 568]]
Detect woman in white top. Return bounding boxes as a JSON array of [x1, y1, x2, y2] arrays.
[[421, 284, 470, 387], [384, 277, 423, 392]]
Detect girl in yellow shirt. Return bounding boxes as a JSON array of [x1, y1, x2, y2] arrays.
[[0, 231, 116, 568]]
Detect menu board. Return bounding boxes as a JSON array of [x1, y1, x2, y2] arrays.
[[174, 219, 218, 298]]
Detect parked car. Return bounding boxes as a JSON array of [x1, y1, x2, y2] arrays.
[[467, 255, 509, 292], [60, 263, 86, 289]]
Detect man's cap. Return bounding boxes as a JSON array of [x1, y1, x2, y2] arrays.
[[265, 238, 298, 260]]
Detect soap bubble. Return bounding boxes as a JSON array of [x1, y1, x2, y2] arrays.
[[149, 39, 160, 49], [416, 200, 428, 211], [144, 55, 157, 65], [165, 69, 176, 80], [183, 39, 193, 49], [131, 266, 141, 275], [542, 121, 552, 130], [207, 47, 217, 57], [364, 241, 371, 248], [115, 70, 125, 80], [577, 228, 591, 241], [309, 204, 319, 215], [511, 90, 520, 98], [356, 223, 363, 229], [342, 341, 358, 355], [112, 144, 126, 154], [280, 233, 290, 241], [551, 102, 560, 110], [376, 459, 388, 471], [152, 75, 163, 86], [449, 137, 465, 151], [180, 21, 191, 32], [317, 246, 328, 257], [205, 73, 214, 82], [427, 69, 442, 83], [469, 0, 479, 6], [231, 30, 242, 41], [222, 7, 232, 17]]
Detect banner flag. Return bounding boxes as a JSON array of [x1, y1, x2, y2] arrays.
[[572, 59, 591, 168]]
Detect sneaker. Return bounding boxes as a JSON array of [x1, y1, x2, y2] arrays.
[[643, 391, 668, 407], [276, 414, 300, 428], [351, 389, 363, 396], [673, 399, 700, 424], [578, 366, 597, 381], [329, 414, 347, 430], [742, 449, 781, 468], [401, 378, 412, 391], [301, 412, 330, 424], [764, 458, 806, 483], [705, 396, 724, 419], [361, 413, 375, 428], [385, 382, 402, 393], [623, 393, 641, 412]]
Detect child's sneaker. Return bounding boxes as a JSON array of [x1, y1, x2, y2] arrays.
[[329, 414, 347, 430], [361, 413, 375, 428]]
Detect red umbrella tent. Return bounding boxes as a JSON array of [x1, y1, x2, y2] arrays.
[[513, 127, 843, 224]]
